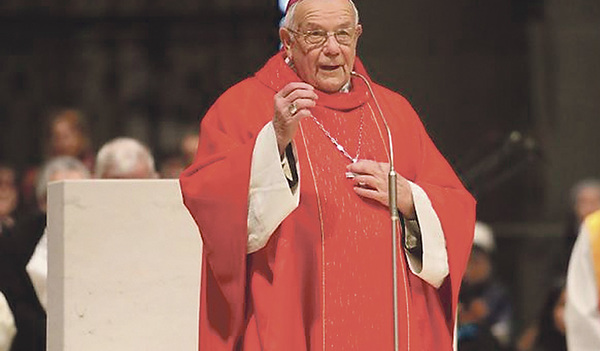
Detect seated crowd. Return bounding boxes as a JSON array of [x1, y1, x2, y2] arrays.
[[0, 109, 197, 351]]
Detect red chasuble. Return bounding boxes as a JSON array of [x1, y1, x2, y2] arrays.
[[180, 51, 476, 350]]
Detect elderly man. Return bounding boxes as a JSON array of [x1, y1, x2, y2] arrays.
[[180, 0, 475, 350]]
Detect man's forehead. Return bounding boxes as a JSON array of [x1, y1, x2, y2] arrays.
[[302, 14, 354, 27], [286, 0, 350, 13], [292, 0, 355, 27]]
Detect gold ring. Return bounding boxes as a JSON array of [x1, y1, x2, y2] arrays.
[[289, 102, 298, 115]]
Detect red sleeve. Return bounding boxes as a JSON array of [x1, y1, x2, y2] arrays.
[[179, 80, 271, 348], [381, 88, 476, 328], [410, 105, 476, 327]]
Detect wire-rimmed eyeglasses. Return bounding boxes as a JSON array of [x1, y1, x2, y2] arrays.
[[286, 27, 358, 46]]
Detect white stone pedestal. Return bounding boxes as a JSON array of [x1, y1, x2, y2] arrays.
[[47, 180, 201, 351]]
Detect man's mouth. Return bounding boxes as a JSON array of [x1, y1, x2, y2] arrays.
[[320, 65, 341, 71]]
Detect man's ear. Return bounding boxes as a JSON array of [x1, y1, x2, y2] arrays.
[[355, 24, 363, 40], [280, 27, 293, 56]]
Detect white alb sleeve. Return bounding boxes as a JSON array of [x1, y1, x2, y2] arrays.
[[565, 228, 600, 350], [404, 181, 449, 288], [247, 122, 300, 253], [26, 229, 48, 310], [0, 292, 16, 350]]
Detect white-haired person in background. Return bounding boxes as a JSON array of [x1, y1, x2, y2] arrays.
[[95, 137, 158, 179], [27, 156, 92, 311]]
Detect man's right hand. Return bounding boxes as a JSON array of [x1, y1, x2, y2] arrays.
[[273, 82, 318, 156]]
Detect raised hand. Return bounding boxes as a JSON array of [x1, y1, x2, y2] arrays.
[[273, 82, 318, 155]]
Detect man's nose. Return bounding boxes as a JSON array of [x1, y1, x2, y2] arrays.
[[322, 34, 341, 55]]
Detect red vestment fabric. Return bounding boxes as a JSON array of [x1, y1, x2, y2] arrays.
[[180, 51, 476, 350]]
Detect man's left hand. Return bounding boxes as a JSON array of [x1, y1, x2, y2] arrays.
[[346, 160, 416, 220]]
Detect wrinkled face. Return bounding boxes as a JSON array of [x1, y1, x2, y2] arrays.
[[52, 119, 84, 157], [281, 0, 362, 93]]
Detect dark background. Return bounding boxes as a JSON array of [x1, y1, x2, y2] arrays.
[[1, 0, 599, 337]]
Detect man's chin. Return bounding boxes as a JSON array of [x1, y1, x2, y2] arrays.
[[314, 77, 347, 93]]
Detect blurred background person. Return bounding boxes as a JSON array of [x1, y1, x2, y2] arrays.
[[0, 158, 45, 351], [159, 154, 186, 179], [542, 178, 600, 292], [159, 130, 199, 179], [26, 156, 92, 313], [517, 179, 600, 351], [95, 137, 158, 179], [0, 164, 18, 235], [47, 109, 95, 169], [0, 156, 89, 351], [563, 179, 600, 255], [565, 209, 600, 350], [0, 164, 19, 349], [459, 221, 513, 348], [20, 109, 95, 214], [180, 130, 199, 168], [458, 285, 504, 351], [531, 279, 567, 351]]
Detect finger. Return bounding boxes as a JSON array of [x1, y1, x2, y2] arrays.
[[353, 186, 387, 206], [278, 82, 315, 98], [290, 109, 312, 123], [349, 161, 390, 179], [274, 97, 312, 118], [286, 88, 319, 103], [352, 174, 380, 190], [291, 97, 317, 112], [346, 159, 381, 175]]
